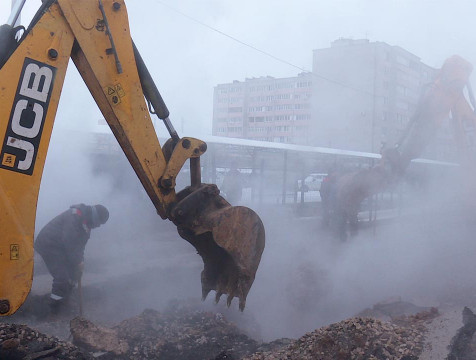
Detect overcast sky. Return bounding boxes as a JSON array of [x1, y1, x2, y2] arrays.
[[2, 0, 476, 137]]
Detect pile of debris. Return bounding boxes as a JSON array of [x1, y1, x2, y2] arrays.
[[0, 323, 91, 360], [69, 305, 438, 359], [243, 316, 429, 360], [1, 300, 442, 359], [70, 307, 271, 360]]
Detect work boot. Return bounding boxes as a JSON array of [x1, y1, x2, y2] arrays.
[[48, 294, 65, 318]]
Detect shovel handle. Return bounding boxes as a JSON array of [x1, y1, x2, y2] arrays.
[[78, 276, 83, 317]]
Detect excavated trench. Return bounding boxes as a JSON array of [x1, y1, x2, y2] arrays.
[[4, 254, 476, 359], [4, 287, 473, 360]]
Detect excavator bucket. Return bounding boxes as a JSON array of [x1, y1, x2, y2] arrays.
[[171, 184, 265, 311]]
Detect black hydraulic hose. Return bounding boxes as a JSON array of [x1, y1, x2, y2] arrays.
[[132, 41, 179, 142]]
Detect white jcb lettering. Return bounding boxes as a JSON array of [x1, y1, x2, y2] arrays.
[[7, 136, 34, 170], [11, 99, 43, 139], [19, 63, 53, 103]]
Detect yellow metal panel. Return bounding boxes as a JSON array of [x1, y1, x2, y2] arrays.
[[0, 4, 74, 315]]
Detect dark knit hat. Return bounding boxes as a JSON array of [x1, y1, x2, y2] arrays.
[[91, 204, 109, 227]]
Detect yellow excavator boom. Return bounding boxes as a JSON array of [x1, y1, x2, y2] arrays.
[[0, 0, 264, 316]]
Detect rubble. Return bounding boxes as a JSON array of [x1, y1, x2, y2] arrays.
[[0, 300, 445, 359], [0, 323, 91, 360], [68, 305, 438, 359], [243, 317, 427, 360], [71, 307, 262, 360], [70, 317, 129, 355], [358, 297, 435, 321]]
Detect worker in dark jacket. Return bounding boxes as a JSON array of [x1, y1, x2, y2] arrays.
[[35, 204, 109, 308]]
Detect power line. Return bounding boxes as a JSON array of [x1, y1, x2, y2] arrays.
[[153, 0, 377, 98]]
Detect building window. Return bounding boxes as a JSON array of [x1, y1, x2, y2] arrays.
[[396, 85, 407, 96], [296, 114, 311, 120], [396, 56, 410, 67], [410, 61, 420, 71], [295, 103, 310, 110], [397, 101, 409, 110]]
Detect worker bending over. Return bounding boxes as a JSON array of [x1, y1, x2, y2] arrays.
[[35, 204, 109, 311]]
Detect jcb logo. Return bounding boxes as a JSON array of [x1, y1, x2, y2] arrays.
[[0, 58, 56, 175]]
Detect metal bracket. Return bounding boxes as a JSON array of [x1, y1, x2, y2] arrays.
[[159, 137, 207, 189]]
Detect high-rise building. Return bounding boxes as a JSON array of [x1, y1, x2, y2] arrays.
[[212, 39, 455, 160], [311, 39, 437, 153], [212, 73, 313, 145]]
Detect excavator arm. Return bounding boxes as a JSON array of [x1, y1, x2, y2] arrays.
[[0, 0, 264, 316], [396, 56, 473, 170], [333, 55, 474, 238]]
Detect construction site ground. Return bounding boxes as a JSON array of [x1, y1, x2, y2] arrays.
[[2, 194, 476, 359]]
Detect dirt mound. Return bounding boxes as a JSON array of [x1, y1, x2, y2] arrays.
[[0, 323, 91, 360], [358, 297, 434, 321], [2, 299, 443, 359], [70, 307, 266, 359], [243, 316, 427, 360]]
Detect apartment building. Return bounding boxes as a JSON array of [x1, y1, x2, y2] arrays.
[[311, 38, 438, 154], [212, 73, 313, 145], [212, 39, 456, 161]]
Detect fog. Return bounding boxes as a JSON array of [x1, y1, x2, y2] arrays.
[[4, 0, 476, 345], [32, 131, 476, 341], [235, 166, 476, 339]]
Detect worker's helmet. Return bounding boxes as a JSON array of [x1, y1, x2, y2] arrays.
[[91, 204, 109, 227]]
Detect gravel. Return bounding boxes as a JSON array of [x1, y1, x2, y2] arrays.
[[243, 315, 431, 360]]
